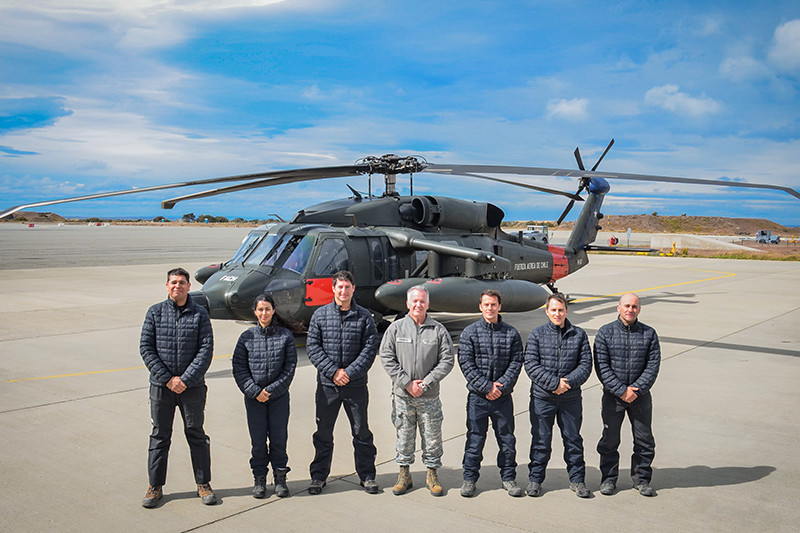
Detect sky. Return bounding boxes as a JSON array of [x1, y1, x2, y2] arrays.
[[1, 0, 800, 225]]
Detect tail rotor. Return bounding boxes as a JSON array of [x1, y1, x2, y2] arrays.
[[555, 139, 614, 225]]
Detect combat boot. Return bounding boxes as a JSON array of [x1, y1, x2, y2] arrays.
[[274, 469, 289, 498], [426, 467, 443, 497], [392, 465, 412, 495], [252, 475, 267, 499]]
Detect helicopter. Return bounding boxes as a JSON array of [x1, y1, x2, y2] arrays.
[[3, 140, 798, 327]]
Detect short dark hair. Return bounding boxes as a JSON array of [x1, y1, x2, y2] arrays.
[[546, 293, 568, 309], [480, 289, 502, 305], [167, 267, 190, 283], [332, 270, 354, 286]]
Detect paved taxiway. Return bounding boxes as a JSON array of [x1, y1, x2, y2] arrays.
[[1, 224, 799, 532]]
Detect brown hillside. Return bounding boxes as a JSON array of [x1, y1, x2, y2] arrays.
[[549, 215, 795, 236]]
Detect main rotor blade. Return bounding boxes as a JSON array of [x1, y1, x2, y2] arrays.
[[160, 168, 365, 209], [588, 170, 800, 199], [0, 165, 366, 218], [457, 173, 583, 201], [425, 163, 800, 199]]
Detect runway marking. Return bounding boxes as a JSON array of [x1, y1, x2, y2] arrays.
[[5, 354, 234, 383], [571, 268, 735, 303]]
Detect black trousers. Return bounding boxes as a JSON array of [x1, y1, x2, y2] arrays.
[[148, 383, 211, 486], [462, 393, 518, 482], [245, 392, 290, 477], [597, 390, 656, 485], [309, 383, 377, 482], [528, 394, 586, 484]]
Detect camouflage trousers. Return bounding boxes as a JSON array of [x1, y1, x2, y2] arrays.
[[391, 394, 444, 468]]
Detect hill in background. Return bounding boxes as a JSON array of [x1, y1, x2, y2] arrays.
[[543, 215, 796, 236]]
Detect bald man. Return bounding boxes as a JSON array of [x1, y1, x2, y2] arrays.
[[593, 293, 661, 497]]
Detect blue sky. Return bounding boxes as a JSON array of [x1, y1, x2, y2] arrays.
[[1, 0, 799, 225]]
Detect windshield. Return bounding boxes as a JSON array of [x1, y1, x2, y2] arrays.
[[244, 234, 285, 266], [227, 232, 265, 265]]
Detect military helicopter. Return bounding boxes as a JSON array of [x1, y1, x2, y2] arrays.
[[3, 140, 798, 327]]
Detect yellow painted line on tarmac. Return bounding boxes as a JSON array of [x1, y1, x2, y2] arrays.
[[5, 354, 234, 383], [572, 269, 736, 303], [7, 269, 731, 384]]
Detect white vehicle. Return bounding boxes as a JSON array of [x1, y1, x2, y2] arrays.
[[756, 230, 780, 244], [523, 224, 549, 244]]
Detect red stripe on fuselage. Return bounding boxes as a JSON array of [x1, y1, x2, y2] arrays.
[[547, 244, 569, 281]]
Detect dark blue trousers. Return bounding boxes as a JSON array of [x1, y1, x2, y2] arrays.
[[244, 392, 290, 477], [528, 394, 586, 484], [597, 390, 656, 485], [462, 393, 518, 482], [148, 383, 211, 486], [309, 383, 377, 482]]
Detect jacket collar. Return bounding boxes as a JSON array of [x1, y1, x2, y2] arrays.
[[615, 316, 639, 331], [167, 293, 193, 311], [479, 315, 504, 331], [545, 317, 571, 333]]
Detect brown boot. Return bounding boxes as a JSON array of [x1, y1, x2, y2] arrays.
[[197, 483, 217, 505], [426, 467, 443, 497], [392, 465, 412, 495]]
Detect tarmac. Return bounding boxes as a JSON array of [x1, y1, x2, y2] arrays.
[[1, 223, 799, 532]]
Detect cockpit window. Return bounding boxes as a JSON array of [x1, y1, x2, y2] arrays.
[[228, 232, 265, 265], [244, 234, 285, 266], [281, 235, 315, 273], [312, 238, 349, 276]]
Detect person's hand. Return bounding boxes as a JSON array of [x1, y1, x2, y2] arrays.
[[553, 377, 571, 395], [257, 389, 270, 403], [333, 368, 350, 386], [486, 382, 503, 400], [621, 386, 639, 403], [166, 376, 187, 394], [406, 380, 424, 398]]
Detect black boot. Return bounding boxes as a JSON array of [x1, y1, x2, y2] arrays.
[[253, 475, 267, 499], [274, 470, 290, 498]]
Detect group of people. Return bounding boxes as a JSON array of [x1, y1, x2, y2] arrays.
[[139, 268, 660, 508]]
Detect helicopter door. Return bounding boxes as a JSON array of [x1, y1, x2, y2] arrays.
[[304, 237, 350, 306]]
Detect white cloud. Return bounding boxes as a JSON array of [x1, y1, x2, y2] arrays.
[[719, 55, 771, 82], [768, 19, 800, 73], [545, 98, 589, 121], [644, 85, 722, 117]]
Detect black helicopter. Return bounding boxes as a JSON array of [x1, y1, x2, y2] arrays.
[[3, 140, 798, 327]]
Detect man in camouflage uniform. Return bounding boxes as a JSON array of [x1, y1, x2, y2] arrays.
[[379, 285, 454, 496]]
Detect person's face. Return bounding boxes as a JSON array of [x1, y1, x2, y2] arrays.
[[406, 290, 430, 323], [479, 295, 501, 324], [254, 300, 274, 328], [166, 274, 190, 303], [618, 294, 641, 325], [333, 279, 355, 307], [545, 298, 567, 328]]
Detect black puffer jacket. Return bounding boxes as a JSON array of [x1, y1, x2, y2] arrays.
[[458, 316, 524, 397], [307, 301, 379, 387], [140, 295, 214, 388], [593, 317, 660, 398], [524, 318, 592, 400], [232, 323, 297, 400]]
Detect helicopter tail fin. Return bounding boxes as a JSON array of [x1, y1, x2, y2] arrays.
[[565, 177, 610, 251]]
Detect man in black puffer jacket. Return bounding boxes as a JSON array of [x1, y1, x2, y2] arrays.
[[140, 268, 215, 508], [458, 290, 524, 498], [524, 293, 592, 499], [594, 292, 660, 497], [306, 271, 380, 495]]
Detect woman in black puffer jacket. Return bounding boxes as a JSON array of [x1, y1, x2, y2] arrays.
[[232, 294, 297, 499]]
